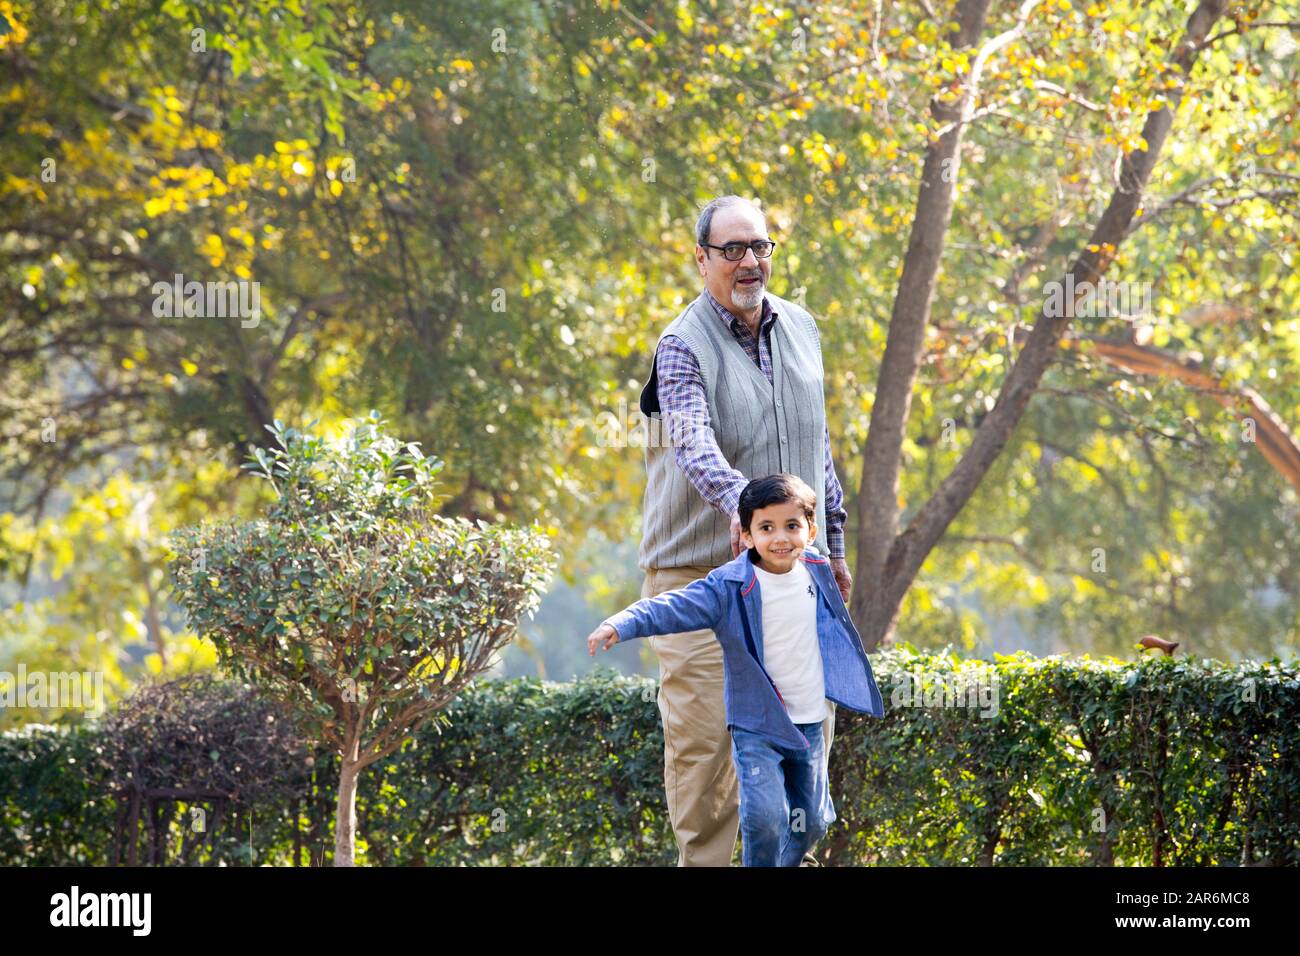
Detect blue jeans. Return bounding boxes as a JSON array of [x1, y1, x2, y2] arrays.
[[730, 721, 836, 866]]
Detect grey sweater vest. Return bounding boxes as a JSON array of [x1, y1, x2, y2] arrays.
[[637, 290, 828, 571]]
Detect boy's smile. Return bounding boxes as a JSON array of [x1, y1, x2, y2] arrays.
[[740, 500, 818, 574]]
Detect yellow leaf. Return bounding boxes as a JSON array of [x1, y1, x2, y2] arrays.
[[200, 233, 225, 265]]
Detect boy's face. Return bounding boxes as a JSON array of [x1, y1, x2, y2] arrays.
[[740, 500, 817, 573]]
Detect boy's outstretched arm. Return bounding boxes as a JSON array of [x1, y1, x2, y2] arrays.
[[586, 574, 724, 656]]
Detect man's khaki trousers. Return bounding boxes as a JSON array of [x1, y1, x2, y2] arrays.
[[641, 564, 836, 867]]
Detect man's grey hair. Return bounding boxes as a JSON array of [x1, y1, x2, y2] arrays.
[[695, 195, 762, 248]]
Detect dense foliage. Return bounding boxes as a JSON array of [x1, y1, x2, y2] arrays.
[[4, 649, 1296, 866], [2, 2, 1296, 707]]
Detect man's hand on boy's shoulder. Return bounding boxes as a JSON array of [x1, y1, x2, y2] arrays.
[[587, 621, 620, 656]]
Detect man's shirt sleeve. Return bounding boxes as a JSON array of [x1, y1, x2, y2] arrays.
[[823, 422, 848, 560], [654, 334, 749, 517]]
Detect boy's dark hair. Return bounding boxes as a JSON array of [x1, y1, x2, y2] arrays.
[[738, 473, 818, 532]]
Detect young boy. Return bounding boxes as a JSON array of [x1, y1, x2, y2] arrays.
[[586, 473, 884, 866]]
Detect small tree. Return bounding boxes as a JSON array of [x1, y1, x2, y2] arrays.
[[168, 413, 555, 865]]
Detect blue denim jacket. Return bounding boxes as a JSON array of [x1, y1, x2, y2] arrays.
[[605, 547, 884, 750]]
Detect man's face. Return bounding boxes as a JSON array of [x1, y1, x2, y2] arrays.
[[695, 203, 771, 315], [740, 499, 817, 574]]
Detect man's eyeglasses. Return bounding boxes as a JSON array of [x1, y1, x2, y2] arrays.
[[700, 239, 777, 261]]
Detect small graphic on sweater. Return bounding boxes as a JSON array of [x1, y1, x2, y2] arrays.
[[806, 584, 815, 598]]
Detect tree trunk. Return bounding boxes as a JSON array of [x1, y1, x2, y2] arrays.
[[853, 0, 999, 646], [143, 570, 168, 666], [851, 0, 1229, 648], [334, 735, 361, 867]]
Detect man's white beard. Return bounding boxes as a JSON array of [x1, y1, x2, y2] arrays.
[[733, 279, 764, 310]]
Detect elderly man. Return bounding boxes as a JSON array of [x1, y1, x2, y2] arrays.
[[636, 194, 852, 866]]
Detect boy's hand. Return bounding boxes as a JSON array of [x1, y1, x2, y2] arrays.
[[587, 622, 620, 656]]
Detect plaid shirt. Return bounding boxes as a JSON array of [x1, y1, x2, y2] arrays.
[[654, 288, 848, 559]]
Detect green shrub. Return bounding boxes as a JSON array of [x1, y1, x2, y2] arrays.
[[3, 649, 1297, 866]]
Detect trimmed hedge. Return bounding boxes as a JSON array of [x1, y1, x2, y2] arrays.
[[3, 648, 1298, 865]]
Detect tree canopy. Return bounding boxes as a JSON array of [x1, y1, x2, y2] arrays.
[[1, 0, 1296, 718]]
